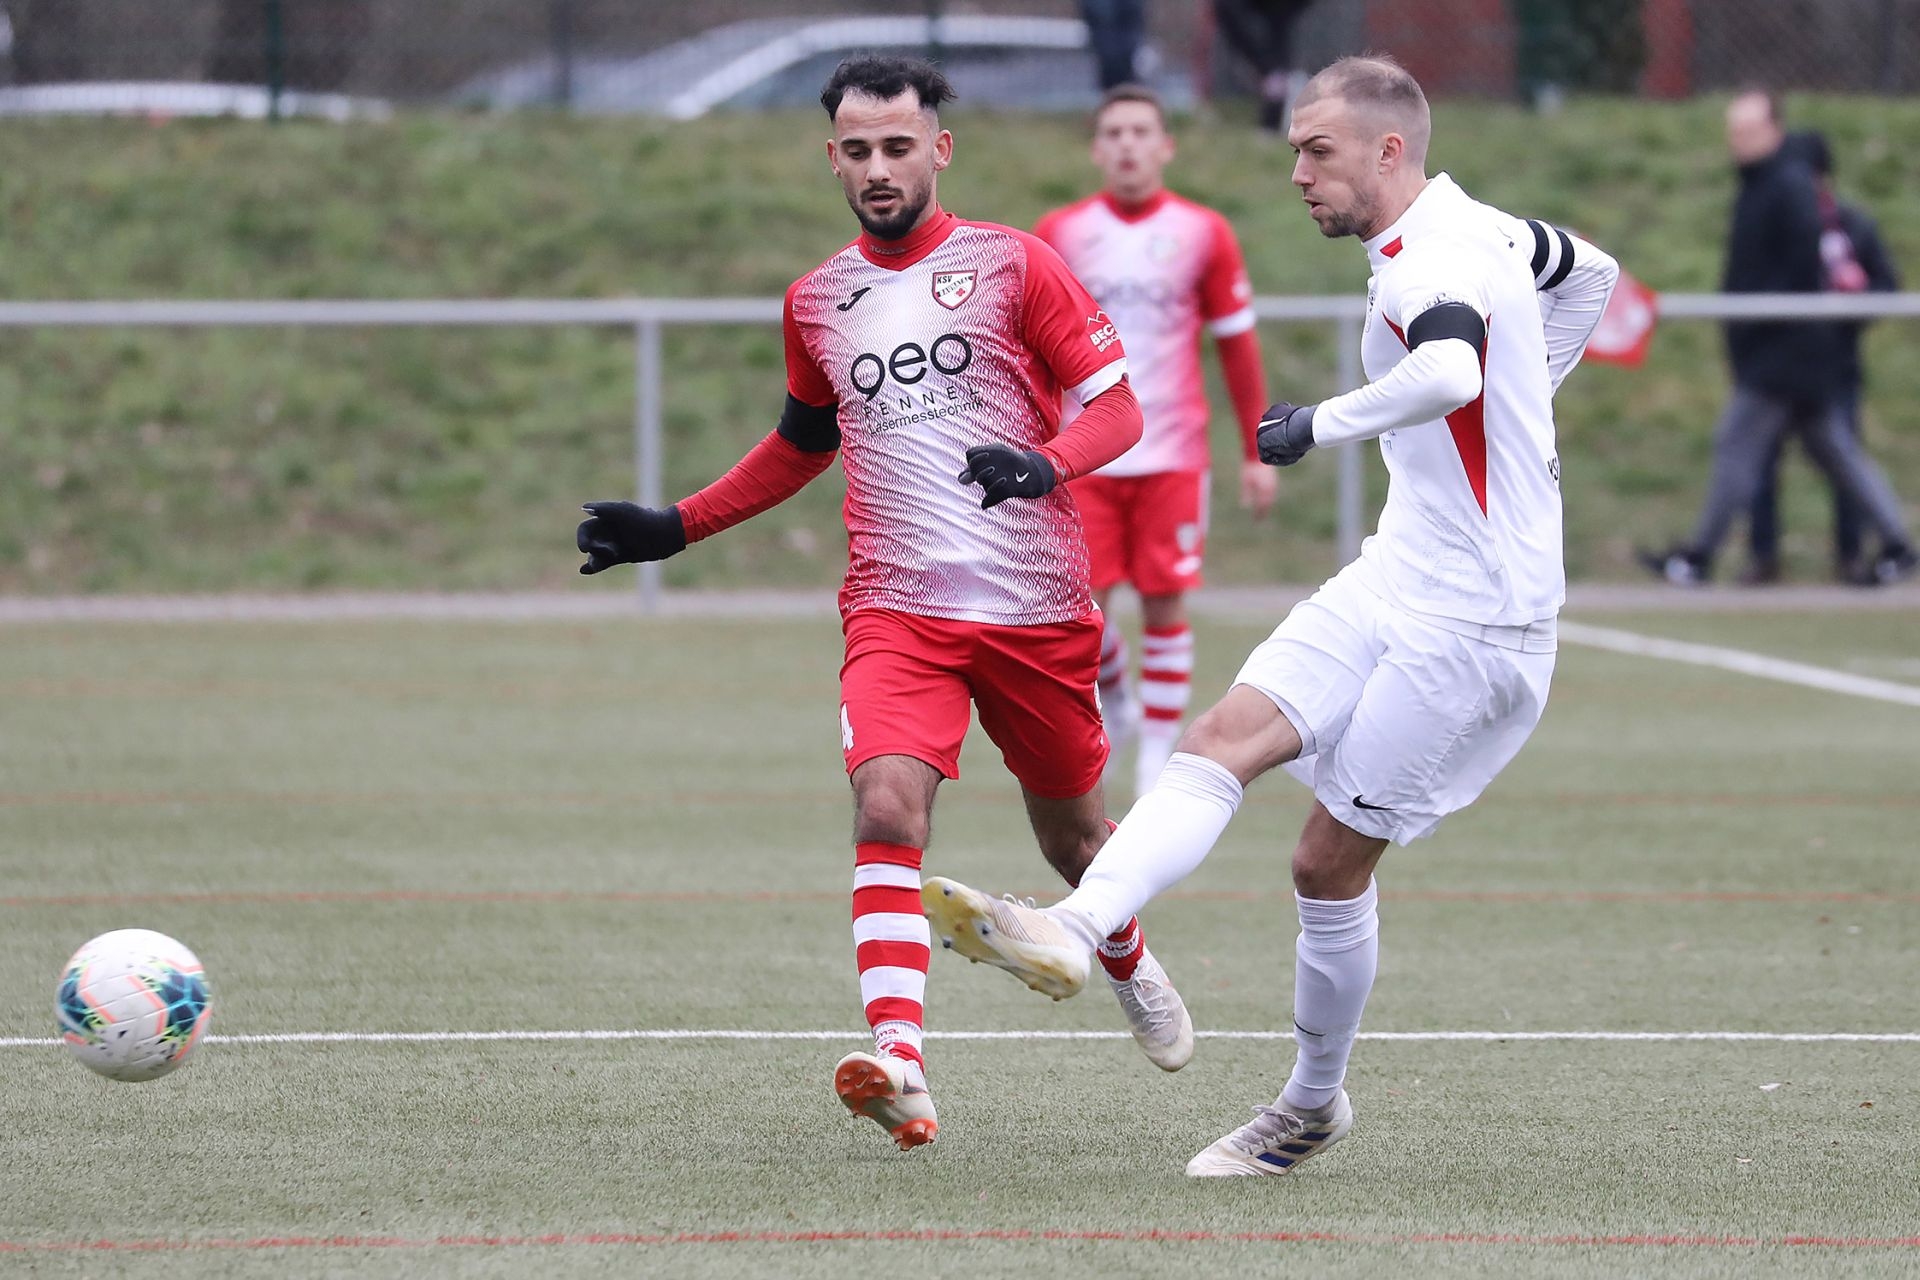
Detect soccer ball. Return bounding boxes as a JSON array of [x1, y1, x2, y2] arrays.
[[55, 929, 213, 1082]]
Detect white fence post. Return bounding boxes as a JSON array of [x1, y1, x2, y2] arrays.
[[634, 318, 664, 614]]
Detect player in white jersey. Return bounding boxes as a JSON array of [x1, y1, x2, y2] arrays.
[[573, 55, 1198, 1154], [920, 55, 1620, 1174], [1036, 85, 1275, 799]]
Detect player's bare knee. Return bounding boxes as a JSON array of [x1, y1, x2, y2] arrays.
[[1176, 688, 1300, 785], [1290, 844, 1346, 900], [851, 779, 933, 847], [853, 789, 929, 848], [1292, 808, 1386, 900]]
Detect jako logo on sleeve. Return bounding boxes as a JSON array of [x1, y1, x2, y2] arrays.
[[1086, 311, 1120, 352]]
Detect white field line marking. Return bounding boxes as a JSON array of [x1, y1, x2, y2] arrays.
[[7, 1029, 1918, 1048], [1559, 621, 1920, 709]]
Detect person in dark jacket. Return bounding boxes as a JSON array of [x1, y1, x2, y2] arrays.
[[1641, 91, 1913, 586], [1743, 129, 1905, 584], [1212, 0, 1315, 133], [1081, 0, 1147, 90]]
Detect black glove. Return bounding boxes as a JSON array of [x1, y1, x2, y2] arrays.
[[958, 444, 1057, 510], [1256, 401, 1318, 467], [576, 501, 687, 574]]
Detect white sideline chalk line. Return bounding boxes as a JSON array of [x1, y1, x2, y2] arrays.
[[7, 1029, 1918, 1048], [1559, 621, 1920, 709]]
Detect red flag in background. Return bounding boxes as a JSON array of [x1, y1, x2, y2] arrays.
[[1585, 268, 1659, 367]]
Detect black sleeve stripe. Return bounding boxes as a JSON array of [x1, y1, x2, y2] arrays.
[[777, 393, 841, 453], [1528, 219, 1552, 281], [1542, 227, 1578, 291], [1405, 301, 1488, 355]]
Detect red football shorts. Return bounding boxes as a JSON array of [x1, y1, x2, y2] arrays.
[[840, 608, 1108, 800], [1072, 469, 1210, 597]]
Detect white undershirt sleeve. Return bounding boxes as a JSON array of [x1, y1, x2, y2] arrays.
[[1067, 357, 1129, 406], [1310, 338, 1484, 447], [1529, 221, 1621, 390]]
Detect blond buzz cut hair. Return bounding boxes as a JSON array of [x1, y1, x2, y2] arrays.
[[1296, 54, 1431, 166]]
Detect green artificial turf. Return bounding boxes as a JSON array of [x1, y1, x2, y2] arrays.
[[0, 609, 1915, 1276]]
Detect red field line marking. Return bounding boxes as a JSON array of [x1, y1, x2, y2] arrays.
[[0, 789, 838, 810], [3, 886, 1914, 909], [0, 788, 1916, 811], [3, 1229, 1917, 1253]]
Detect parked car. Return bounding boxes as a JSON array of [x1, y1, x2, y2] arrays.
[[454, 15, 1191, 117]]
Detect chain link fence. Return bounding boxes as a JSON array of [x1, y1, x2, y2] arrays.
[[0, 1, 1913, 115]]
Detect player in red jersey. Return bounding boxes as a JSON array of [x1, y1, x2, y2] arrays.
[[1035, 85, 1274, 799], [575, 55, 1195, 1152]]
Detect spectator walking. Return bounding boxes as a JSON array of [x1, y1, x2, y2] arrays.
[[1081, 0, 1147, 90], [1212, 0, 1314, 133], [1640, 91, 1914, 587], [1743, 129, 1903, 585]]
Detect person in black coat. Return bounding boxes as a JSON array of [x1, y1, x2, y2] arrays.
[[1081, 0, 1148, 90], [1641, 91, 1913, 586], [1211, 0, 1315, 132], [1743, 129, 1904, 583]]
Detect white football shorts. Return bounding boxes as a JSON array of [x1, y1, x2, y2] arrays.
[[1233, 562, 1555, 845]]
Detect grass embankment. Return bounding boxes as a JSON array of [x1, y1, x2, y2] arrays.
[[4, 97, 1918, 591]]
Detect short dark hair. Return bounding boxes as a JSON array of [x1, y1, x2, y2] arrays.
[[820, 55, 957, 120], [1093, 83, 1168, 131]]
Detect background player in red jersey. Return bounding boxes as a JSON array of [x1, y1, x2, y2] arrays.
[[1035, 86, 1275, 800], [574, 56, 1196, 1152]]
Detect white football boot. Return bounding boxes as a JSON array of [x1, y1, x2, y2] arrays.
[[1106, 947, 1194, 1072], [921, 878, 1091, 1001], [832, 1051, 938, 1151], [1185, 1089, 1354, 1176]]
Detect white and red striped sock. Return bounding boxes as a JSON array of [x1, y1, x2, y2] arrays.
[[1137, 624, 1194, 793], [852, 841, 930, 1075], [1096, 916, 1145, 982]]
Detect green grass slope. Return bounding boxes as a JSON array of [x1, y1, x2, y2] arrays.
[[3, 96, 1917, 591]]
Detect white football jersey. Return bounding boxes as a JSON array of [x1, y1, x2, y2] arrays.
[[1331, 174, 1602, 631]]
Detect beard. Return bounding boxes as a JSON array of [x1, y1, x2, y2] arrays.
[[1316, 190, 1382, 239], [851, 182, 931, 241]]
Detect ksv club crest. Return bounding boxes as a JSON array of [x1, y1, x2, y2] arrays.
[[932, 270, 977, 309]]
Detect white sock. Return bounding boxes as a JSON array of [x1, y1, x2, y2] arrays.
[[1048, 752, 1243, 944], [1280, 878, 1380, 1113], [1135, 722, 1179, 795]]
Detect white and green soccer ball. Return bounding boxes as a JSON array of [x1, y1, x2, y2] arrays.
[[56, 929, 213, 1082]]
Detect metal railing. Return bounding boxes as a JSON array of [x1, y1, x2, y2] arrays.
[[6, 292, 1916, 610]]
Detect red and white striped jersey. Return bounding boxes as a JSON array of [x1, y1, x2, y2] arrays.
[[1035, 191, 1255, 476], [785, 208, 1128, 625]]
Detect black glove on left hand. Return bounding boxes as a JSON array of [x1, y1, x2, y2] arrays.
[[1256, 401, 1318, 467], [958, 443, 1057, 510], [576, 501, 688, 574]]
